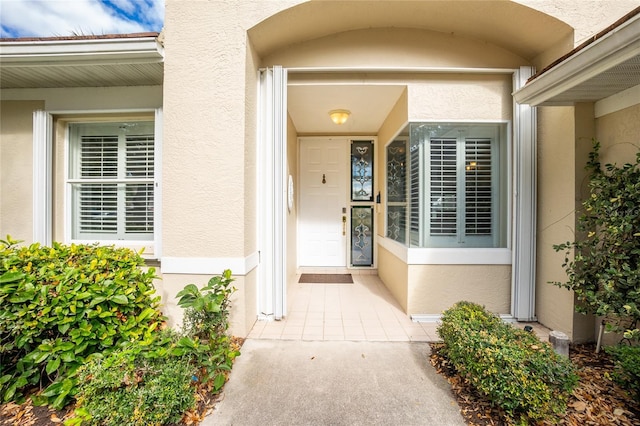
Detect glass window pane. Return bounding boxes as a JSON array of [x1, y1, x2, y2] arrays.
[[351, 141, 373, 201], [351, 206, 373, 266]]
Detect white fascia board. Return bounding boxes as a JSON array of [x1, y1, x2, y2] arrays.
[[0, 37, 164, 66], [513, 16, 640, 106]]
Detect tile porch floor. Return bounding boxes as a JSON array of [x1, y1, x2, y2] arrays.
[[248, 273, 550, 342]]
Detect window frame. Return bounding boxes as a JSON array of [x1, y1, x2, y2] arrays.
[[63, 111, 162, 256], [385, 121, 509, 252]]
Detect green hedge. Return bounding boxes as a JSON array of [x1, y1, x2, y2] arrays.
[[606, 344, 640, 401], [437, 301, 578, 424], [0, 239, 163, 408]]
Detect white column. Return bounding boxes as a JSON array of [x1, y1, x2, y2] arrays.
[[257, 66, 287, 320], [511, 66, 537, 321], [33, 110, 53, 246]]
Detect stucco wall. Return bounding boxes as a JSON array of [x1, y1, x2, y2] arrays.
[[263, 27, 527, 69], [408, 264, 512, 315], [597, 103, 640, 166], [535, 106, 579, 339], [377, 245, 408, 312], [408, 74, 513, 121], [0, 101, 43, 242]]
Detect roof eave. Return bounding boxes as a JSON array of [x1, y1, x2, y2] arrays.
[[0, 35, 164, 67], [513, 13, 640, 106]]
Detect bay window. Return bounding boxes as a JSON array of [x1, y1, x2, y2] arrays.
[[386, 123, 508, 248]]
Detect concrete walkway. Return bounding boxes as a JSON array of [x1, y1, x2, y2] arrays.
[[204, 339, 465, 426]]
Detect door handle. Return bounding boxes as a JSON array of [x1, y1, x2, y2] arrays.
[[342, 215, 347, 236]]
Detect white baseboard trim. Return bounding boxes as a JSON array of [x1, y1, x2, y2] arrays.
[[411, 314, 441, 323], [161, 251, 259, 275]]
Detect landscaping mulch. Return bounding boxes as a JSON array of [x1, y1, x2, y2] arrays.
[[430, 342, 640, 426], [0, 337, 244, 426]]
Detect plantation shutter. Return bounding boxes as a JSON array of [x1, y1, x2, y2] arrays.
[[464, 138, 492, 236], [78, 134, 119, 234], [71, 122, 154, 241], [125, 134, 155, 234], [429, 138, 457, 235]]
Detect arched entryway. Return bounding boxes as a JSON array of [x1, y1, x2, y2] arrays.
[[250, 1, 573, 325]]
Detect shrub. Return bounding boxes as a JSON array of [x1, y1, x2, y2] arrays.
[[69, 271, 240, 425], [552, 140, 640, 339], [71, 330, 196, 426], [437, 301, 578, 424], [177, 269, 239, 387], [605, 345, 640, 401], [0, 237, 163, 408]]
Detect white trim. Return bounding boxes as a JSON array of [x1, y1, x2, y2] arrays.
[[257, 66, 288, 320], [32, 110, 53, 246], [161, 252, 260, 276], [411, 313, 516, 323], [595, 84, 640, 117], [0, 37, 164, 66], [154, 108, 163, 258], [410, 314, 441, 323], [378, 237, 512, 265], [511, 66, 537, 321], [513, 15, 640, 106], [287, 66, 517, 75]]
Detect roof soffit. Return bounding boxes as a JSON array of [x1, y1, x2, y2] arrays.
[[0, 34, 164, 89]]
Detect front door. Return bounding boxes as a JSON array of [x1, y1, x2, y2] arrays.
[[298, 138, 348, 267]]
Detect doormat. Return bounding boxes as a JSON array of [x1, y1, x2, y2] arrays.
[[298, 274, 353, 284]]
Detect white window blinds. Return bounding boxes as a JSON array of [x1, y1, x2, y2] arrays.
[[70, 122, 154, 241]]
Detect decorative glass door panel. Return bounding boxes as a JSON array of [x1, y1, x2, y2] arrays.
[[351, 206, 373, 266], [351, 141, 373, 202], [350, 140, 374, 266]]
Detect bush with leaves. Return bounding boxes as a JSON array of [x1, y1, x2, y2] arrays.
[[0, 237, 163, 408], [437, 301, 578, 425], [605, 344, 640, 401], [176, 269, 239, 386], [552, 140, 640, 340], [69, 271, 240, 425], [69, 330, 197, 426]]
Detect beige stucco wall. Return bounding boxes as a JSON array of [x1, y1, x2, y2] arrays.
[[0, 100, 43, 242], [377, 245, 408, 312], [408, 264, 512, 315], [264, 27, 527, 69], [535, 106, 581, 339], [597, 103, 640, 165]]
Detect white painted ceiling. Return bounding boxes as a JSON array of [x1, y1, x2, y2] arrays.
[[287, 84, 405, 134]]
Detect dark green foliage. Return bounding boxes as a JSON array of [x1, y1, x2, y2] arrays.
[[0, 237, 163, 408], [70, 271, 240, 425], [71, 330, 196, 426], [438, 301, 578, 424], [552, 140, 640, 340], [176, 269, 239, 386], [605, 344, 640, 401]]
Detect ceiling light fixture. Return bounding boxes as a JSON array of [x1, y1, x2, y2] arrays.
[[329, 109, 350, 125]]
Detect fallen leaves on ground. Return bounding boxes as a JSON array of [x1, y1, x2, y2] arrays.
[[430, 343, 640, 426]]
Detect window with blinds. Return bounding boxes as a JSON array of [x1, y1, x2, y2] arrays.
[[69, 122, 155, 241], [429, 138, 458, 236], [387, 123, 505, 248]]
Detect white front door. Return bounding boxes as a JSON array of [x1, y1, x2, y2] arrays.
[[299, 138, 348, 267]]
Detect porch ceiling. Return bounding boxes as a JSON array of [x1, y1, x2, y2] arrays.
[[0, 33, 163, 89]]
